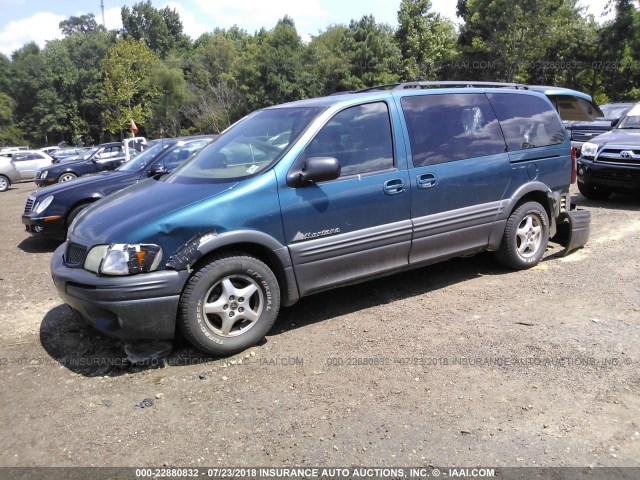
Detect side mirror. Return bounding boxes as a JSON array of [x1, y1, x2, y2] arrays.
[[289, 157, 341, 187], [148, 165, 167, 177]]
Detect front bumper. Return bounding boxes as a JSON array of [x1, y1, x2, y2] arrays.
[[35, 177, 57, 187], [577, 158, 640, 191], [22, 213, 65, 239], [51, 243, 189, 340]]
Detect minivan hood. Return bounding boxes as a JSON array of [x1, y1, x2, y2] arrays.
[[70, 178, 238, 245], [588, 129, 640, 146]]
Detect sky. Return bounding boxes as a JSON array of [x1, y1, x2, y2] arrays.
[[0, 0, 615, 58]]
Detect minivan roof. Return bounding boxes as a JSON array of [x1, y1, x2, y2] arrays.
[[269, 84, 551, 111]]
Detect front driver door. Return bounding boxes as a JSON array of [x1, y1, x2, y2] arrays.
[[279, 101, 412, 297]]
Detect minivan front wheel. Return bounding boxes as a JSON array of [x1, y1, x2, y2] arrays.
[[495, 201, 549, 270], [179, 253, 281, 356]]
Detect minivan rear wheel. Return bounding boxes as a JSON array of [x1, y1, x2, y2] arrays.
[[494, 201, 549, 270], [178, 253, 281, 356]]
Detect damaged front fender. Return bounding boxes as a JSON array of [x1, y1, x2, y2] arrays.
[[165, 231, 217, 271]]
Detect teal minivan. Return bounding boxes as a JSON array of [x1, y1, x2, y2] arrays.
[[51, 82, 591, 355]]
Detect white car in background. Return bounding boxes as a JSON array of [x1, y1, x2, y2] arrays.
[[0, 156, 21, 192], [10, 150, 53, 180]]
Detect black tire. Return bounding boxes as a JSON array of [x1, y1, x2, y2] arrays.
[[58, 172, 77, 183], [494, 201, 549, 270], [577, 180, 611, 200], [179, 253, 281, 356], [66, 203, 90, 231], [0, 175, 9, 192]]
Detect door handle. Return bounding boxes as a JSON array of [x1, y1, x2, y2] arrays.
[[383, 178, 406, 195], [417, 173, 437, 189]]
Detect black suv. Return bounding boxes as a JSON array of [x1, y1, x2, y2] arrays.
[[565, 103, 634, 155], [35, 142, 126, 186], [577, 102, 640, 199]]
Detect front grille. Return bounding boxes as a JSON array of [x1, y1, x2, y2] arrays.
[[596, 146, 640, 165], [591, 170, 640, 181], [24, 196, 35, 214], [571, 130, 606, 143], [65, 243, 88, 267]]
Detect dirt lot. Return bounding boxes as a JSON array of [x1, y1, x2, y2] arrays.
[[0, 181, 639, 471]]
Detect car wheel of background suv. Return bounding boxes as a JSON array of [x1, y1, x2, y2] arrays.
[[58, 172, 77, 183], [0, 175, 9, 192], [577, 180, 611, 200]]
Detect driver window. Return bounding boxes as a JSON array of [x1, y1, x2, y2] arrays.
[[303, 102, 394, 177]]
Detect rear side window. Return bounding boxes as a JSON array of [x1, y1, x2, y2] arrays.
[[401, 93, 506, 167], [302, 102, 394, 176], [487, 93, 566, 151]]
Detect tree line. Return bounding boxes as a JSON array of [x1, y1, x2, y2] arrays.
[[0, 0, 638, 147]]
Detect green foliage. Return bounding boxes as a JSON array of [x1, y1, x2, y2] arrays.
[[59, 13, 101, 36], [102, 38, 160, 134], [396, 0, 458, 80], [346, 15, 402, 88], [597, 0, 640, 100], [121, 1, 190, 58], [149, 59, 189, 137], [250, 16, 318, 108], [0, 53, 11, 94], [4, 1, 640, 143]]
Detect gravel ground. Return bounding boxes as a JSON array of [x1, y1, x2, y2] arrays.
[[0, 181, 639, 472]]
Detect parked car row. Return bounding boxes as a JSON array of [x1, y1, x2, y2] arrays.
[[0, 139, 154, 192], [35, 142, 129, 186], [23, 135, 216, 239]]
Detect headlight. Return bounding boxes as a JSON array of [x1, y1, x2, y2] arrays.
[[581, 142, 599, 159], [84, 244, 163, 275], [34, 195, 54, 214], [40, 170, 48, 179]]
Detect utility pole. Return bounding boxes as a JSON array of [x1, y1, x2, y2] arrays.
[[100, 0, 105, 28]]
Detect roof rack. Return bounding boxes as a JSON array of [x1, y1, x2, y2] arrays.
[[352, 81, 529, 93]]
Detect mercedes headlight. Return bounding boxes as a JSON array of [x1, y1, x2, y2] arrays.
[[40, 170, 48, 179], [84, 244, 163, 275], [34, 195, 54, 214], [581, 142, 599, 159]]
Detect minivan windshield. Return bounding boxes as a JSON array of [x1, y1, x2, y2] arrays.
[[166, 107, 323, 183], [117, 141, 174, 172]]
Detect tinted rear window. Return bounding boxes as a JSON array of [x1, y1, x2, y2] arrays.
[[487, 93, 565, 151], [401, 93, 506, 167]]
